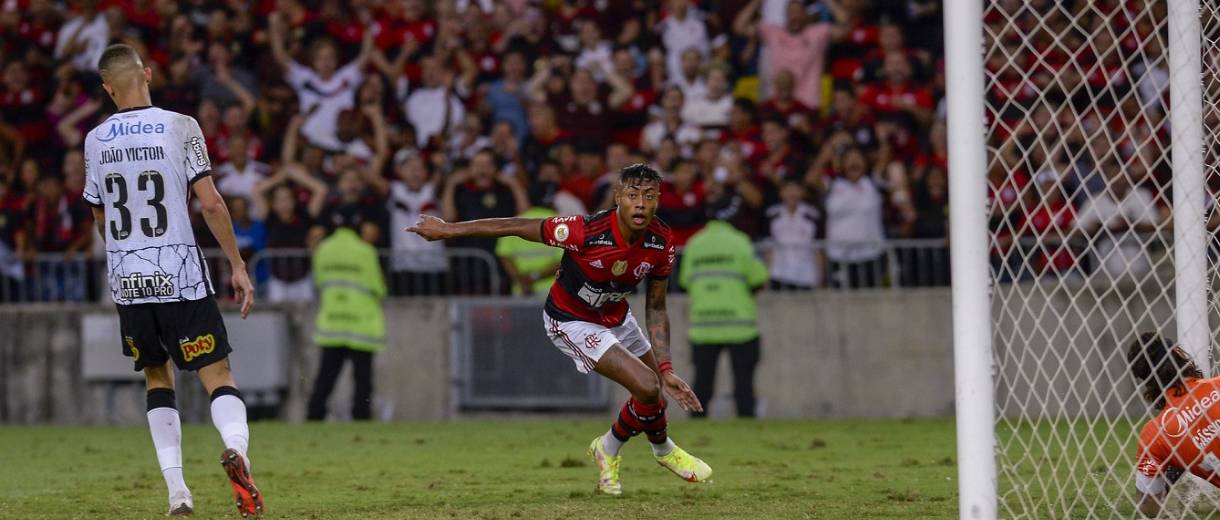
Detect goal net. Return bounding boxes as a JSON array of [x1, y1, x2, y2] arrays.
[[981, 0, 1220, 517]]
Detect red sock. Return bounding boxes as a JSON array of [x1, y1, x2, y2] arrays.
[[610, 398, 668, 444]]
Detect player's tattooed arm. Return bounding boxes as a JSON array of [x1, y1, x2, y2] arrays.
[[645, 278, 671, 364], [647, 277, 703, 412], [407, 215, 545, 243]]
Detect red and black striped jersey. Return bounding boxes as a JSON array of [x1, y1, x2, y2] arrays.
[[540, 210, 676, 327]]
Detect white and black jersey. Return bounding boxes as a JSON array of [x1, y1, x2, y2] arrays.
[[82, 106, 215, 305]]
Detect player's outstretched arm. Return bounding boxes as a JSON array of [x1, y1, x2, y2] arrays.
[[407, 215, 545, 243], [192, 176, 255, 318], [645, 278, 703, 413]]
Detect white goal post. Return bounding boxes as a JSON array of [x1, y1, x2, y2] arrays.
[[949, 0, 1218, 518]]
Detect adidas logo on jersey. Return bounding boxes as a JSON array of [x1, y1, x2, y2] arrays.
[[590, 259, 604, 269], [119, 271, 175, 299]]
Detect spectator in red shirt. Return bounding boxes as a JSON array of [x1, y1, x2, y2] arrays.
[[722, 98, 766, 163], [758, 70, 816, 136], [856, 53, 934, 130], [156, 56, 202, 120], [1018, 169, 1078, 277], [609, 46, 657, 148], [657, 160, 707, 247], [825, 0, 880, 81], [6, 1, 58, 61], [522, 103, 568, 177], [26, 173, 91, 301], [0, 61, 49, 148], [823, 82, 876, 150], [531, 63, 634, 147], [861, 22, 931, 83], [911, 118, 949, 183], [556, 141, 602, 210], [758, 116, 806, 186], [374, 0, 435, 53]]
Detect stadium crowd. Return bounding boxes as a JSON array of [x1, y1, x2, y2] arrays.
[[983, 0, 1177, 283], [0, 0, 953, 302]]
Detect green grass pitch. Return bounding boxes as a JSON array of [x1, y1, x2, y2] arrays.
[[0, 419, 958, 519]]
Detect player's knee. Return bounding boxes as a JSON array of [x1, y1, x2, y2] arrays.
[[635, 374, 662, 404], [143, 361, 174, 389], [197, 357, 236, 391]]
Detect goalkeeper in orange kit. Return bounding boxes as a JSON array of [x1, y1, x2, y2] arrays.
[[1129, 333, 1220, 517]]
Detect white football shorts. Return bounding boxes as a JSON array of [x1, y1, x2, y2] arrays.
[[543, 311, 652, 374]]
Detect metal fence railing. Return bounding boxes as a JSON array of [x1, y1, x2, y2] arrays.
[[246, 247, 503, 300], [753, 238, 951, 290], [0, 247, 503, 304]]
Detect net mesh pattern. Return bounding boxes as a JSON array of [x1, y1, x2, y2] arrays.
[[984, 1, 1220, 517]]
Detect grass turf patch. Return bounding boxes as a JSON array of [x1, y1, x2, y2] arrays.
[[0, 418, 957, 519]]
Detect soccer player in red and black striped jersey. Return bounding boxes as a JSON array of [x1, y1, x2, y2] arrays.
[[408, 163, 712, 494]]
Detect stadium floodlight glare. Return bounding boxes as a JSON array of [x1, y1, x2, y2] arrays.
[[949, 0, 1219, 517]]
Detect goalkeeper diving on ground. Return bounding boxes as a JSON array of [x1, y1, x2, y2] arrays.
[[1130, 333, 1220, 517]]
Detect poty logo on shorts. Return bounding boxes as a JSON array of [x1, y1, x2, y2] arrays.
[[634, 262, 653, 278], [585, 335, 601, 351], [179, 334, 216, 363], [1161, 389, 1220, 438], [125, 335, 139, 361], [97, 120, 166, 143]]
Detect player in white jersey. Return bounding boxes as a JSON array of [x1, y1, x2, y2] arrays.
[[82, 44, 262, 518]]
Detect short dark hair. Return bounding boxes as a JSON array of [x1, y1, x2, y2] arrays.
[[97, 44, 142, 76], [1128, 332, 1203, 411], [619, 163, 661, 186]]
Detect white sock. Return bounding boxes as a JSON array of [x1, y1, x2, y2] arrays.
[[147, 407, 189, 498], [651, 438, 676, 457], [601, 430, 626, 456], [210, 394, 250, 463]]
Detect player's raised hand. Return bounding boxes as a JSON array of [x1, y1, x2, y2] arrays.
[[407, 215, 451, 241], [661, 371, 703, 413], [231, 266, 255, 319]]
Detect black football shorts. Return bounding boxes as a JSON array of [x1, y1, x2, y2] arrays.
[[115, 296, 233, 371]]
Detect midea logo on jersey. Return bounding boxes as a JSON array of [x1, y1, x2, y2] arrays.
[[96, 120, 166, 143], [119, 271, 175, 299], [1161, 389, 1220, 438]]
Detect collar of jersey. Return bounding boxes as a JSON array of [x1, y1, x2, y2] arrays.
[[115, 105, 153, 113], [610, 210, 645, 248]]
